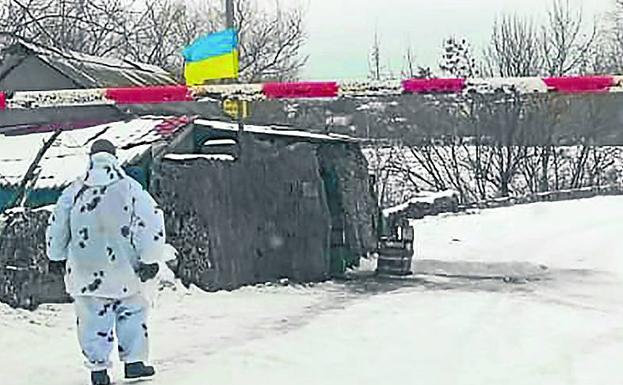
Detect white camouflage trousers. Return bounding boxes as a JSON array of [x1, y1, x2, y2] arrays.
[[73, 295, 150, 371]]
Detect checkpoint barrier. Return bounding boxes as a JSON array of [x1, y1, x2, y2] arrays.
[[1, 75, 622, 111]]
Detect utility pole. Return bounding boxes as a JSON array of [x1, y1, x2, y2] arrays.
[[225, 0, 234, 29]]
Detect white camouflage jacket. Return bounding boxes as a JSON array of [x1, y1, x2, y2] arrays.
[[46, 152, 167, 299]]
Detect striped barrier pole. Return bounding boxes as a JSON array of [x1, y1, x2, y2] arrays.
[[1, 75, 622, 111]]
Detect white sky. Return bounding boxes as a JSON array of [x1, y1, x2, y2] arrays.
[[273, 0, 613, 80]]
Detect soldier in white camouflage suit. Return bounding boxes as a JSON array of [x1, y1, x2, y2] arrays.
[[46, 139, 167, 385]]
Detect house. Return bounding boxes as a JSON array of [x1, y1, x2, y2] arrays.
[[0, 39, 217, 133], [0, 39, 177, 92]]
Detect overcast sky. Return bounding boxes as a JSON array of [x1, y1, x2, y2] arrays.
[[275, 0, 614, 80]]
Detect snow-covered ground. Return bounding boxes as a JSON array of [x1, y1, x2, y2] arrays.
[[1, 196, 622, 385]]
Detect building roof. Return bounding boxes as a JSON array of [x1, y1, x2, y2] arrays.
[[195, 119, 359, 144], [0, 40, 177, 89], [0, 117, 189, 190]]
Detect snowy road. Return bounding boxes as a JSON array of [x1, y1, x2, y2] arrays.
[[1, 196, 622, 385]]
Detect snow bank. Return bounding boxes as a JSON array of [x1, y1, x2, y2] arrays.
[[383, 190, 459, 216], [412, 195, 623, 278]]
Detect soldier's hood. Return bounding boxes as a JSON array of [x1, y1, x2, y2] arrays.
[[83, 152, 127, 187]]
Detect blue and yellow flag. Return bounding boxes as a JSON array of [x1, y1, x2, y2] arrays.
[[183, 29, 239, 85]]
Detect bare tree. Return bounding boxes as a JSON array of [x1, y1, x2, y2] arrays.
[[0, 0, 308, 81], [588, 0, 623, 74], [400, 45, 433, 79], [234, 0, 308, 81], [481, 6, 594, 196], [120, 0, 308, 80], [518, 94, 570, 193], [368, 145, 405, 207], [541, 0, 597, 76], [119, 1, 218, 75], [473, 90, 532, 197], [483, 15, 542, 77], [0, 0, 132, 56], [561, 94, 619, 189], [401, 45, 416, 79], [369, 29, 383, 81]]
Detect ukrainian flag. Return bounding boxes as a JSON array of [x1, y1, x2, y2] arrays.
[[183, 29, 239, 85]]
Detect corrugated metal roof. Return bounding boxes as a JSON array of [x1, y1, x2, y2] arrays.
[[0, 117, 187, 190], [3, 40, 177, 88]]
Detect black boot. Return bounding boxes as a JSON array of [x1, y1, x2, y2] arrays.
[[125, 362, 156, 379], [91, 370, 111, 385]]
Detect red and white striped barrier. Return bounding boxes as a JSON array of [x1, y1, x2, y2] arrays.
[[1, 75, 622, 111]]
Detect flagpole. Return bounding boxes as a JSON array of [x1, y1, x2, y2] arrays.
[[224, 0, 245, 150], [225, 0, 234, 29]]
